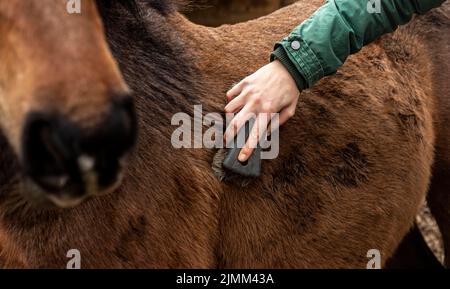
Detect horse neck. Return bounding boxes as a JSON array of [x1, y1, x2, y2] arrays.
[[100, 0, 326, 115], [164, 1, 326, 108], [101, 7, 210, 121]]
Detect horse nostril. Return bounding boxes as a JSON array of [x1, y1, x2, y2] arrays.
[[78, 97, 137, 188], [39, 175, 70, 190], [21, 97, 137, 198], [80, 98, 136, 155], [22, 113, 81, 192], [107, 96, 137, 154]]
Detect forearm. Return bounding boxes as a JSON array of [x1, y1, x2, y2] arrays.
[[271, 0, 446, 90]]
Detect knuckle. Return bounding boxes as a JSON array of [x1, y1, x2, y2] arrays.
[[261, 102, 274, 113], [242, 78, 251, 86], [245, 85, 255, 94], [287, 109, 296, 118], [251, 93, 262, 105]]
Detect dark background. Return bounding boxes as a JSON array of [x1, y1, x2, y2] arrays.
[[185, 0, 297, 26]]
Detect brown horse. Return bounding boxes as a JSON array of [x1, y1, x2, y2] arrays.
[[0, 0, 449, 268], [0, 1, 137, 208]]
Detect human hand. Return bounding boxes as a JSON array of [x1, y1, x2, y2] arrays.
[[224, 60, 300, 162]]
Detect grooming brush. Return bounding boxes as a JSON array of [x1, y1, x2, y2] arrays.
[[223, 120, 261, 177]]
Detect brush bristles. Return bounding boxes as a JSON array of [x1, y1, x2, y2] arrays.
[[211, 149, 254, 187]]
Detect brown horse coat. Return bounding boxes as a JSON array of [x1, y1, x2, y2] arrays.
[[0, 0, 449, 268]]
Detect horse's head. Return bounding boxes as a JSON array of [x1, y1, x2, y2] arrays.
[[0, 1, 137, 208]]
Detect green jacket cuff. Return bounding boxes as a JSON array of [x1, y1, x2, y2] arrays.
[[271, 36, 324, 89], [270, 46, 308, 91]]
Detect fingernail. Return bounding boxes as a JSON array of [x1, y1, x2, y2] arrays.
[[239, 153, 247, 162]]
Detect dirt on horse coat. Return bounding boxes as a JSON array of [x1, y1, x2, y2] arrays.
[[0, 0, 449, 268]]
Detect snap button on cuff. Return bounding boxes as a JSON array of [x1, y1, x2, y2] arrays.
[[291, 40, 301, 50]]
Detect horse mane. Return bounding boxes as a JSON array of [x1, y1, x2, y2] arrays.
[[96, 0, 206, 122]]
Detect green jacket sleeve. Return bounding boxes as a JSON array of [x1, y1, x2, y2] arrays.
[[271, 0, 446, 91]]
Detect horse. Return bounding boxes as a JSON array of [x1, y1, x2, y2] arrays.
[[0, 0, 448, 268]]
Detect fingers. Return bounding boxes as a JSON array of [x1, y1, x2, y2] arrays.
[[224, 90, 247, 113], [224, 62, 301, 162], [225, 99, 298, 161], [226, 78, 247, 101], [239, 114, 270, 162], [279, 99, 298, 126], [278, 108, 294, 127], [267, 103, 297, 136], [224, 105, 253, 145]]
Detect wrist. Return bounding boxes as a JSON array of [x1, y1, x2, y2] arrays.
[[271, 46, 307, 92]]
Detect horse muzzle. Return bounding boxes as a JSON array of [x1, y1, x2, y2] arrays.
[[20, 97, 137, 208]]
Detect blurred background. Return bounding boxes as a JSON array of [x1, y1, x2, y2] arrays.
[[185, 0, 297, 26]]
